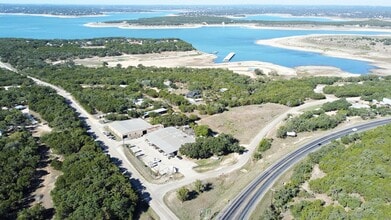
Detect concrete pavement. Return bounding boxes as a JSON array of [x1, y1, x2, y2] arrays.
[[1, 61, 339, 219]]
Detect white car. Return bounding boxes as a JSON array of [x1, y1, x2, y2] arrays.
[[352, 128, 358, 132]]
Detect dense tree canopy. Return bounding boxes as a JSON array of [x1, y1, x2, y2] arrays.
[[0, 72, 140, 219], [0, 38, 194, 69], [52, 149, 138, 219], [0, 131, 40, 219], [264, 124, 391, 219], [0, 68, 33, 86], [324, 76, 391, 101], [180, 134, 244, 159], [277, 97, 391, 138]]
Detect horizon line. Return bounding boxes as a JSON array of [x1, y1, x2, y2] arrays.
[[1, 3, 391, 7]]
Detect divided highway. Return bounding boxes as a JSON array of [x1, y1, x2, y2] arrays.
[[3, 62, 389, 220], [218, 118, 391, 220]]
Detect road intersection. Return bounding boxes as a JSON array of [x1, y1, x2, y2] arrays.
[[3, 61, 378, 220]]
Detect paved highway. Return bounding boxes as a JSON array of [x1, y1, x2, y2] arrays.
[[218, 117, 391, 220], [5, 61, 384, 220], [2, 62, 339, 220]]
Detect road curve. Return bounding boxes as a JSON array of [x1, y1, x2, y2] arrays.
[[218, 117, 391, 220], [26, 76, 180, 220]]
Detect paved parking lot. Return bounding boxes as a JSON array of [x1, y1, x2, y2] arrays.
[[125, 137, 197, 177]]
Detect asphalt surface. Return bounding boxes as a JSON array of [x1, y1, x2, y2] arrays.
[[218, 117, 391, 220], [5, 62, 387, 220]]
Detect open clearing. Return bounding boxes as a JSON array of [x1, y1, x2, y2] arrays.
[[29, 113, 61, 209], [199, 104, 289, 145], [165, 114, 370, 220]]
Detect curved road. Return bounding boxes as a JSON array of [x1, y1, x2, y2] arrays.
[[6, 62, 380, 220], [17, 73, 337, 219], [218, 117, 391, 220]]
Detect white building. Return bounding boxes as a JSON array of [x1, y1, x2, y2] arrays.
[[382, 98, 391, 106], [107, 118, 161, 140], [145, 127, 195, 156]]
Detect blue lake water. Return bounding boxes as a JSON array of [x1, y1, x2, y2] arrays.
[[0, 11, 388, 74]]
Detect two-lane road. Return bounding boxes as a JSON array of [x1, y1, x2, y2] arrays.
[[218, 117, 391, 220]]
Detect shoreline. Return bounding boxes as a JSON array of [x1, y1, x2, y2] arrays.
[[71, 50, 358, 78], [227, 13, 351, 22], [0, 12, 107, 19], [256, 34, 375, 62], [256, 34, 391, 76], [84, 22, 391, 33]]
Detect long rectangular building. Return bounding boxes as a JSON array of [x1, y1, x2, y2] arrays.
[[145, 127, 195, 156], [107, 118, 161, 140]]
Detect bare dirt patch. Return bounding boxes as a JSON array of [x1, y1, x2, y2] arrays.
[[257, 35, 391, 76], [73, 50, 297, 78], [32, 164, 62, 209], [74, 50, 217, 68], [199, 104, 289, 145], [311, 164, 326, 180], [29, 112, 60, 209]]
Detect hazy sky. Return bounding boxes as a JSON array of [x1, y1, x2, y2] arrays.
[[1, 0, 391, 6]]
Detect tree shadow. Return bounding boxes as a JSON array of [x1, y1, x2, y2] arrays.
[[130, 177, 153, 219], [188, 190, 199, 200], [110, 157, 122, 166], [43, 207, 55, 219], [203, 182, 214, 192]]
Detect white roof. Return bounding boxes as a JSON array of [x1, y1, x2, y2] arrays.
[[383, 98, 391, 105], [351, 103, 370, 109], [145, 127, 195, 154], [108, 118, 153, 135]]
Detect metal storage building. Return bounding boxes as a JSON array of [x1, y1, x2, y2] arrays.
[[107, 118, 160, 140], [145, 127, 195, 156]]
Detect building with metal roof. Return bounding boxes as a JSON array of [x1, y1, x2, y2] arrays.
[[145, 127, 195, 155], [107, 118, 161, 140]]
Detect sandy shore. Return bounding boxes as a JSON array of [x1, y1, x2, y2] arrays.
[[73, 50, 297, 78], [256, 34, 391, 76], [85, 22, 391, 33], [257, 35, 373, 62], [0, 13, 106, 19], [84, 22, 204, 29], [74, 50, 358, 78], [84, 22, 266, 30]]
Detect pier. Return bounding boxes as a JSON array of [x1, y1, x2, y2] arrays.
[[223, 52, 235, 62]]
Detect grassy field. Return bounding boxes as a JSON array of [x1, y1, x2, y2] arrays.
[[165, 113, 369, 219], [199, 104, 289, 144]]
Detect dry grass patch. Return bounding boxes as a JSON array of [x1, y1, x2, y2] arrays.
[[199, 104, 289, 144], [165, 167, 262, 220], [193, 154, 238, 173]]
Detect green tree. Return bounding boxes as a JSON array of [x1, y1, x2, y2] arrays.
[[194, 180, 204, 194], [194, 125, 211, 137], [17, 204, 46, 220], [177, 187, 190, 202]]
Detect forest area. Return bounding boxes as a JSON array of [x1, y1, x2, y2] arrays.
[[262, 124, 391, 219], [277, 98, 391, 138], [0, 69, 139, 219], [1, 37, 391, 219], [104, 15, 391, 28]]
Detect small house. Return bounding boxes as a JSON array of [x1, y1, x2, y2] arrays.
[[186, 90, 201, 99]]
